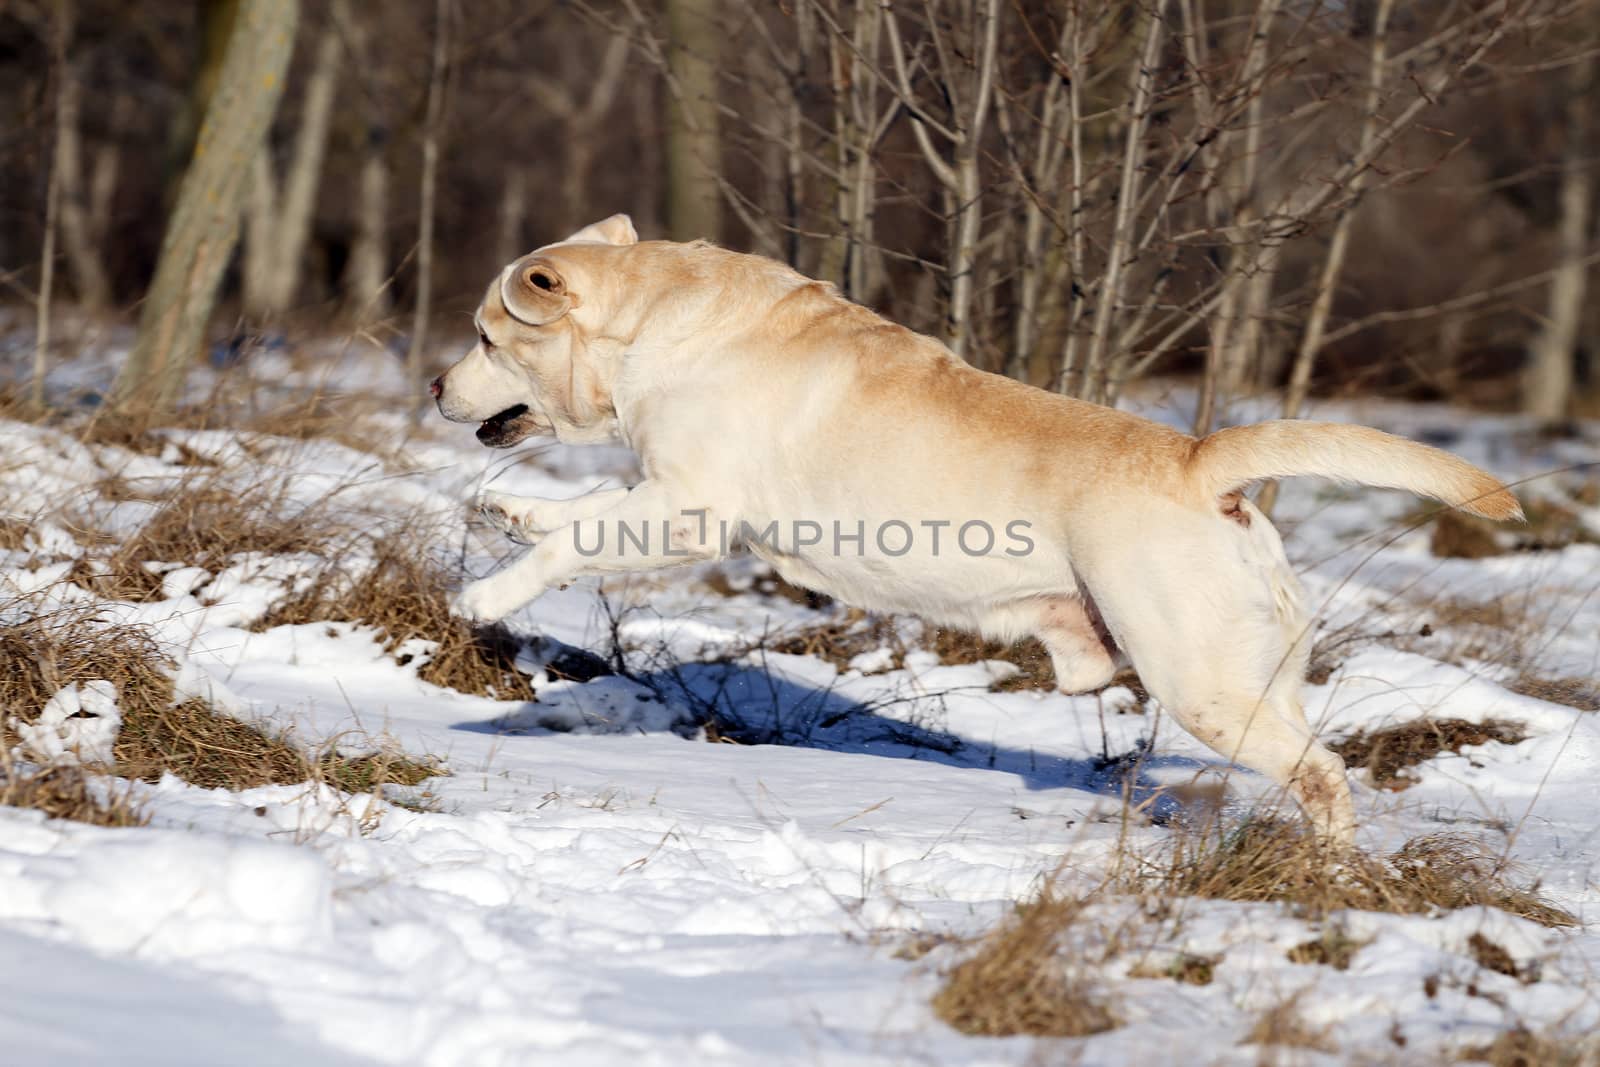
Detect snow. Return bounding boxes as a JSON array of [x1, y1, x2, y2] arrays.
[[11, 681, 121, 766], [1, 345, 1599, 1064]]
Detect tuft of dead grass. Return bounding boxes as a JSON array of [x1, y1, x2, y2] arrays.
[[1508, 674, 1600, 713], [765, 609, 902, 669], [1287, 926, 1366, 970], [62, 450, 534, 701], [0, 765, 145, 827], [1466, 933, 1537, 984], [1129, 953, 1215, 986], [0, 516, 32, 552], [73, 479, 341, 602], [1465, 1027, 1600, 1067], [924, 629, 1058, 693], [258, 535, 538, 701], [1, 609, 438, 821], [1247, 995, 1334, 1054], [1330, 718, 1528, 790], [931, 891, 1120, 1038], [763, 612, 1144, 698], [69, 393, 401, 465], [1428, 495, 1599, 559], [1119, 821, 1574, 928], [1431, 510, 1505, 559]]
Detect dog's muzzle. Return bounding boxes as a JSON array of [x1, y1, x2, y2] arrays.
[[474, 404, 538, 447]]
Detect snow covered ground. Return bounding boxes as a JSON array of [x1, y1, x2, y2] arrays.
[[2, 333, 1599, 1065]]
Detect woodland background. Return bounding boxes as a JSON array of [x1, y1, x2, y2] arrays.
[[1, 0, 1598, 428]]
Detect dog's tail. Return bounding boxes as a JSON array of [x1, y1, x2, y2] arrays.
[[1188, 420, 1523, 520]]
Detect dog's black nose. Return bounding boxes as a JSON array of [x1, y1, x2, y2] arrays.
[[429, 375, 444, 399]]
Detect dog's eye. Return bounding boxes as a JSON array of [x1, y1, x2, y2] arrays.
[[478, 329, 492, 348]]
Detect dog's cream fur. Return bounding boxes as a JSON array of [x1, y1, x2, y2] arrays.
[[434, 214, 1522, 845]]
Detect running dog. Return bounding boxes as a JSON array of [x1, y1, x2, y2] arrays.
[[431, 214, 1521, 845]]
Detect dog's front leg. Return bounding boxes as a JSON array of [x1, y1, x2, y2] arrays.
[[450, 481, 722, 623], [474, 487, 629, 544]]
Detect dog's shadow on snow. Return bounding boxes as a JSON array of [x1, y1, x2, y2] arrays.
[[451, 656, 1210, 826]]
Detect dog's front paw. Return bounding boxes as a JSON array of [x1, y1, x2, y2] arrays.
[[473, 490, 540, 545], [448, 580, 518, 625]]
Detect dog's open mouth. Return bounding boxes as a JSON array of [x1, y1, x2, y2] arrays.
[[475, 404, 536, 447]]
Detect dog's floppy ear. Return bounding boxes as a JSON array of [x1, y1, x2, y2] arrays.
[[562, 213, 638, 246], [501, 260, 575, 326]]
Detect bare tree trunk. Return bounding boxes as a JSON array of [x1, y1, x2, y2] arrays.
[[34, 3, 68, 410], [87, 104, 121, 247], [163, 0, 240, 214], [112, 0, 298, 413], [664, 0, 721, 242], [261, 27, 341, 313], [343, 142, 391, 321], [496, 169, 527, 268], [53, 1, 113, 316], [243, 152, 277, 312], [406, 0, 449, 412], [1525, 53, 1594, 423], [336, 0, 389, 322]]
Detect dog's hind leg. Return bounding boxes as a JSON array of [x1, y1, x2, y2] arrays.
[[1076, 506, 1354, 845]]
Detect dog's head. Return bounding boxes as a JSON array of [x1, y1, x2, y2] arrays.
[[431, 213, 638, 447]]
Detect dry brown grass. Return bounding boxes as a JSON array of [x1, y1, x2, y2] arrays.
[[1, 608, 437, 822], [1330, 718, 1528, 790], [1508, 674, 1600, 712], [74, 479, 342, 602], [1428, 496, 1599, 560], [258, 535, 538, 701], [924, 629, 1059, 693], [0, 765, 146, 827], [1466, 1028, 1600, 1067], [931, 891, 1120, 1038], [1287, 926, 1366, 970], [762, 612, 1145, 698], [1247, 995, 1334, 1054], [0, 516, 32, 552], [1119, 821, 1574, 928], [68, 392, 401, 465], [52, 442, 531, 702], [765, 609, 902, 668], [1128, 953, 1215, 985]]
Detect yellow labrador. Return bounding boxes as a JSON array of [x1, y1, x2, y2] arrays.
[[432, 214, 1521, 845]]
